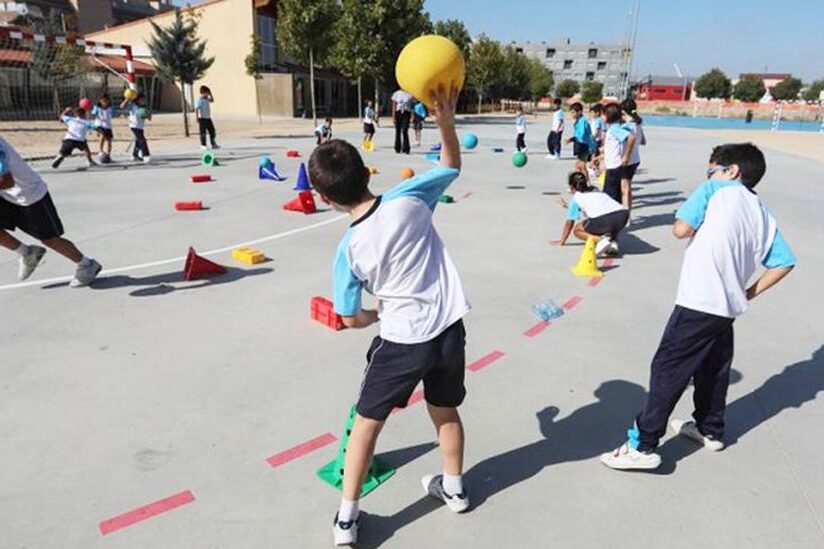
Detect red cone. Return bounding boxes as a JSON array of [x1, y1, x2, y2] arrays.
[[282, 190, 316, 214], [183, 247, 227, 281]]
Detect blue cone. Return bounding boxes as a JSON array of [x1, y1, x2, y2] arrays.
[[259, 162, 285, 181], [293, 162, 311, 191]]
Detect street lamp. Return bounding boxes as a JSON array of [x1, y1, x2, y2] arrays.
[[673, 63, 687, 101]]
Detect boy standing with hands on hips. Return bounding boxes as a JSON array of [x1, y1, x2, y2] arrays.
[[308, 85, 470, 546]]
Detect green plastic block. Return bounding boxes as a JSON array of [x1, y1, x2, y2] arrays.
[[438, 194, 454, 203], [316, 405, 395, 497]]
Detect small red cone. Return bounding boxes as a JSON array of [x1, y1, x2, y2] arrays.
[[282, 190, 316, 214], [183, 247, 227, 281]]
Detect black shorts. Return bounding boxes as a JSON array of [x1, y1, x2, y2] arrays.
[[583, 209, 629, 236], [59, 139, 88, 156], [573, 142, 592, 162], [603, 168, 624, 203], [96, 127, 113, 140], [623, 162, 640, 181], [412, 115, 423, 130], [357, 319, 466, 420], [0, 193, 64, 240], [363, 123, 375, 135]]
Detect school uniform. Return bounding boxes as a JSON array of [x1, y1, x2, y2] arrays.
[[197, 96, 217, 148], [622, 120, 645, 180], [363, 106, 376, 136], [547, 109, 564, 156], [58, 115, 95, 156], [602, 123, 631, 203], [571, 117, 597, 161], [515, 114, 527, 151], [391, 90, 413, 154], [92, 105, 114, 140], [315, 124, 332, 145], [566, 189, 629, 238], [126, 102, 150, 159]]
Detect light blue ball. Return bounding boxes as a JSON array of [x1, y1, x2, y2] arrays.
[[462, 133, 478, 149], [259, 156, 272, 167]]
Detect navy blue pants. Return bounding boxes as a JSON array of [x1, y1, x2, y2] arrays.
[[636, 306, 734, 452], [547, 131, 562, 155]]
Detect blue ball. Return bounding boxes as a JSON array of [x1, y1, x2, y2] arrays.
[[259, 156, 272, 167], [462, 133, 478, 149]]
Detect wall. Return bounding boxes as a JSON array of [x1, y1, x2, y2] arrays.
[[86, 0, 258, 117], [256, 73, 293, 117], [71, 0, 115, 33]]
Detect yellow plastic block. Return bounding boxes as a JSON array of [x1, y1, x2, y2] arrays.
[[232, 247, 265, 265]]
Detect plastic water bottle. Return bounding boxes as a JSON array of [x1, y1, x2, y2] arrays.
[[532, 299, 565, 322]]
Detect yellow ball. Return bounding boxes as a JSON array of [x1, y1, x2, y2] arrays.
[[395, 35, 465, 109], [124, 88, 138, 101]]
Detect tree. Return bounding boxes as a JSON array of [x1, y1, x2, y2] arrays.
[[148, 9, 215, 136], [371, 0, 432, 91], [331, 0, 384, 116], [526, 58, 553, 100], [770, 77, 802, 101], [732, 75, 765, 102], [555, 79, 580, 99], [693, 68, 731, 99], [32, 43, 89, 113], [433, 19, 471, 59], [244, 35, 263, 123], [497, 46, 531, 99], [277, 0, 340, 125], [580, 81, 604, 103], [802, 79, 824, 102], [467, 35, 504, 113]]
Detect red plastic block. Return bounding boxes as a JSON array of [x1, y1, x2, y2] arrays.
[[286, 149, 300, 158], [175, 201, 203, 211], [310, 296, 345, 331], [190, 174, 212, 183]]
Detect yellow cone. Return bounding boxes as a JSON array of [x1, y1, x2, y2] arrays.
[[571, 237, 604, 277]]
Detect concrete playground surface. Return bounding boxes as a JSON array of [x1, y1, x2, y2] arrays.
[[0, 119, 822, 549]]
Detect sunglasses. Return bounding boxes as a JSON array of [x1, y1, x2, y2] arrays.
[[706, 165, 729, 178]]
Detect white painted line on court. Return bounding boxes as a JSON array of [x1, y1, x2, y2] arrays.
[[0, 214, 347, 291]]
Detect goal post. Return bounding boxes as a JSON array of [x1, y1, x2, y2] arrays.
[[0, 26, 141, 121]]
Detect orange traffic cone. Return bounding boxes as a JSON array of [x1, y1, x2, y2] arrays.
[[282, 190, 317, 214], [183, 247, 227, 281], [570, 237, 603, 278]]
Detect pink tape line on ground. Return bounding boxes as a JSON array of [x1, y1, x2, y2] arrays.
[[467, 350, 505, 372], [588, 277, 602, 287], [562, 296, 583, 311], [266, 432, 337, 468], [462, 191, 474, 199], [524, 320, 551, 337], [99, 490, 195, 536]]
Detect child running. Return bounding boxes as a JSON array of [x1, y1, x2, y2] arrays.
[[51, 107, 96, 169], [120, 93, 151, 164], [362, 100, 378, 145], [601, 103, 636, 208], [308, 85, 470, 546], [553, 171, 627, 255], [546, 98, 564, 159], [196, 85, 219, 150], [1, 136, 102, 286], [515, 105, 527, 152], [92, 95, 114, 163], [315, 117, 333, 146], [601, 143, 796, 470], [566, 102, 597, 177]]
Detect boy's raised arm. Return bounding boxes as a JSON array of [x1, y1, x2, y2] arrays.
[[429, 85, 461, 171]]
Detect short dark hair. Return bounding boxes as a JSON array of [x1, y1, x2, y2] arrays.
[[590, 103, 602, 113], [621, 98, 637, 115], [325, 117, 333, 123], [603, 103, 623, 123], [76, 107, 86, 117], [570, 102, 583, 113], [553, 98, 562, 107], [199, 85, 210, 94], [308, 139, 370, 205], [568, 171, 592, 193], [709, 143, 766, 188]]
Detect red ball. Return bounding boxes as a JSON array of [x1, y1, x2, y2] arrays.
[[79, 97, 93, 111]]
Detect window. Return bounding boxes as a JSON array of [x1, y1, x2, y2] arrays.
[[564, 59, 573, 69], [585, 72, 595, 81], [255, 15, 279, 69], [546, 48, 555, 58], [597, 61, 607, 70], [588, 48, 598, 58]]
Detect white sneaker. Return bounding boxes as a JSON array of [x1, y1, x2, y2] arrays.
[[607, 241, 620, 256], [332, 513, 359, 546], [18, 245, 46, 280], [142, 156, 152, 164], [595, 237, 612, 256], [670, 419, 725, 452], [422, 474, 469, 513], [69, 259, 102, 288], [200, 145, 208, 151], [600, 443, 661, 470], [545, 154, 558, 160]]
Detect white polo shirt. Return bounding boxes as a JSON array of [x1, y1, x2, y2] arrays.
[[0, 137, 49, 207], [603, 123, 630, 169], [332, 166, 471, 344], [566, 189, 626, 220], [62, 115, 95, 142], [675, 179, 796, 318]]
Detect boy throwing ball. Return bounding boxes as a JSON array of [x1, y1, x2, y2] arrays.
[[308, 85, 470, 546], [0, 136, 102, 287]]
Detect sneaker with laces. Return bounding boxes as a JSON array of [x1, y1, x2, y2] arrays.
[[421, 474, 469, 513], [606, 241, 620, 256], [595, 237, 612, 256], [332, 513, 359, 546], [69, 259, 102, 288], [600, 442, 661, 470], [51, 155, 64, 169], [18, 245, 46, 280], [670, 419, 724, 451]]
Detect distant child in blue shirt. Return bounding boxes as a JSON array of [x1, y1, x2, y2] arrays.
[[309, 86, 470, 546], [589, 103, 606, 173], [51, 107, 97, 169], [566, 102, 597, 176], [413, 100, 428, 147], [601, 143, 796, 471], [315, 117, 332, 145], [92, 94, 114, 162], [196, 85, 219, 150], [515, 105, 527, 152], [120, 92, 151, 164]]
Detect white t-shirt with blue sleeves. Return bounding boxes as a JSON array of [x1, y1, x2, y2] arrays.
[[0, 137, 48, 207], [333, 166, 471, 344], [197, 96, 211, 119], [566, 189, 625, 220], [92, 105, 113, 129], [62, 115, 95, 142], [516, 115, 526, 134], [551, 109, 564, 132], [126, 102, 145, 130], [604, 123, 630, 169], [675, 178, 795, 318]]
